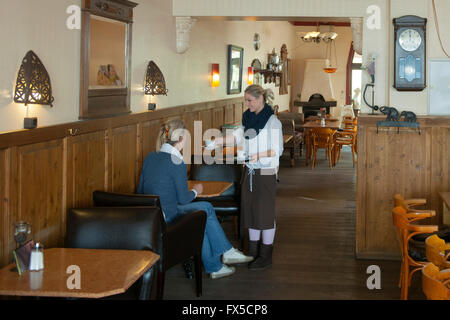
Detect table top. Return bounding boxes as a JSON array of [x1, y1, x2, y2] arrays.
[[188, 180, 232, 197], [0, 248, 160, 298], [301, 119, 342, 130], [439, 192, 450, 207]]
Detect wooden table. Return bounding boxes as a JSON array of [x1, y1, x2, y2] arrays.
[[188, 180, 232, 197], [301, 120, 341, 165], [301, 119, 342, 130], [0, 248, 160, 298], [439, 192, 450, 226]]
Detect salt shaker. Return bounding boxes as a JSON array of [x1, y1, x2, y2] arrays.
[[29, 242, 44, 271], [321, 118, 326, 126]]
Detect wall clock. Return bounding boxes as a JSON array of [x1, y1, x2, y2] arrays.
[[393, 15, 427, 91]]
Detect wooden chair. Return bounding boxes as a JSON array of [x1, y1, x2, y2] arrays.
[[310, 128, 335, 169], [421, 262, 450, 300], [333, 125, 357, 167], [392, 206, 439, 300], [280, 118, 303, 167], [394, 194, 432, 213], [425, 234, 450, 270]]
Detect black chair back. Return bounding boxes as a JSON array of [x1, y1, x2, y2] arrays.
[[66, 206, 162, 252], [65, 206, 163, 299], [190, 163, 242, 199], [93, 190, 161, 208]]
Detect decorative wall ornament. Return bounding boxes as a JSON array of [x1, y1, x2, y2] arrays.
[[350, 18, 363, 55], [144, 61, 168, 95], [14, 50, 54, 107], [279, 44, 288, 95], [176, 16, 197, 54]]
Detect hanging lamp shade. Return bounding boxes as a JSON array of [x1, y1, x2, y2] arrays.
[[144, 61, 168, 95], [14, 50, 54, 107]]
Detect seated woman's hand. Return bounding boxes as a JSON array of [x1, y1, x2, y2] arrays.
[[193, 183, 203, 195]]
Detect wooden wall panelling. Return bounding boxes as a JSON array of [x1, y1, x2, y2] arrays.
[[234, 102, 244, 124], [224, 103, 234, 124], [4, 148, 18, 266], [0, 97, 244, 267], [212, 107, 224, 131], [0, 149, 6, 266], [364, 127, 431, 257], [66, 131, 108, 209], [17, 140, 65, 251], [111, 124, 138, 193], [430, 127, 450, 225], [200, 108, 213, 135], [356, 115, 450, 260], [183, 111, 200, 161]]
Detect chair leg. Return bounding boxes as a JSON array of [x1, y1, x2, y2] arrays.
[[194, 253, 203, 297], [312, 148, 317, 169], [328, 147, 333, 169], [290, 148, 294, 167], [352, 145, 356, 167], [156, 270, 165, 300]]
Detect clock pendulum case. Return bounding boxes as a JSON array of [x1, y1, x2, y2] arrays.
[[393, 15, 427, 91]]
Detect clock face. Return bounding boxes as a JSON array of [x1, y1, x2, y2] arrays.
[[398, 28, 422, 52]]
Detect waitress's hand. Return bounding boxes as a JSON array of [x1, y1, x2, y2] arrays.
[[249, 153, 259, 163], [193, 183, 203, 195]]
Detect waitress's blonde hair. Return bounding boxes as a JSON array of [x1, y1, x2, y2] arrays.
[[245, 84, 274, 105], [156, 119, 186, 151]]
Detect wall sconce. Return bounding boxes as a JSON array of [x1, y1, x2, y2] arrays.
[[144, 61, 168, 96], [13, 50, 54, 129], [247, 67, 254, 85], [211, 63, 220, 87]]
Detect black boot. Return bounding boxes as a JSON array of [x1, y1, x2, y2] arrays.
[[247, 240, 260, 259], [248, 244, 273, 270]]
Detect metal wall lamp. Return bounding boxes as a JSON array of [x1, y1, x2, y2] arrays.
[[144, 61, 168, 95], [14, 50, 54, 129]]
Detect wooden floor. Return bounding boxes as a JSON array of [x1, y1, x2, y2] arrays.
[[163, 147, 426, 300]]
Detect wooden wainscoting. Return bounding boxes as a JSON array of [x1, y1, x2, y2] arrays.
[[356, 115, 450, 260], [0, 97, 244, 267]]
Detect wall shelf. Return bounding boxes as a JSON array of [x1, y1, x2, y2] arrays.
[[255, 69, 282, 84]]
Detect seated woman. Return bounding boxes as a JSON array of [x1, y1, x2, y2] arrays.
[[138, 119, 252, 279]]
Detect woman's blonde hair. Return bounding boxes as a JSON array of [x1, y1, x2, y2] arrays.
[[245, 84, 274, 105], [156, 119, 186, 151]]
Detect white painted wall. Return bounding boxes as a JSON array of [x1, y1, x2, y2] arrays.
[[0, 0, 295, 133], [1, 0, 448, 132], [173, 0, 450, 115]]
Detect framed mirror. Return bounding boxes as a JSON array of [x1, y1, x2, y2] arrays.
[[227, 45, 244, 95], [80, 0, 138, 119]]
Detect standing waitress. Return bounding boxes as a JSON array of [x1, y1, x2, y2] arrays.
[[214, 84, 283, 270]]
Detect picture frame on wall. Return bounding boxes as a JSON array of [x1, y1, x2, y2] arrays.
[[227, 45, 244, 94]]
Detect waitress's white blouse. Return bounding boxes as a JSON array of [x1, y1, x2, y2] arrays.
[[232, 115, 283, 170]]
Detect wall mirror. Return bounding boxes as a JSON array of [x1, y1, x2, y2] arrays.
[[227, 45, 244, 95], [80, 0, 138, 119]]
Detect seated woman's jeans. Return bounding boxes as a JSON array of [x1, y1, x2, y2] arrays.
[[176, 201, 232, 273]]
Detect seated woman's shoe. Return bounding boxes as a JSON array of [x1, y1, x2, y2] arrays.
[[248, 244, 273, 270], [210, 264, 236, 279], [222, 247, 254, 264]]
